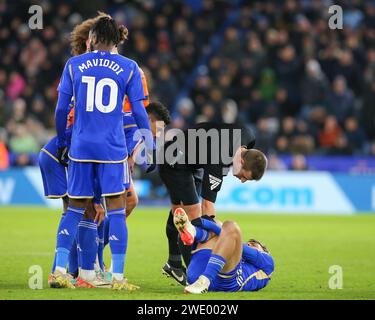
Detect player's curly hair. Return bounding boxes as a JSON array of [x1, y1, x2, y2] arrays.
[[147, 101, 171, 125], [70, 11, 128, 55]]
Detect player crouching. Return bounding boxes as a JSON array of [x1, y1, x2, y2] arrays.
[[173, 208, 274, 294]]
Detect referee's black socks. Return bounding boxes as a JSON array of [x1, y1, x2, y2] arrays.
[[166, 210, 183, 269], [178, 235, 192, 268]]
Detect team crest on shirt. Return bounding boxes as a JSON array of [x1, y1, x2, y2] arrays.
[[209, 174, 222, 190]]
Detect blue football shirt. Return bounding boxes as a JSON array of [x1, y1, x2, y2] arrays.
[[57, 50, 145, 162]]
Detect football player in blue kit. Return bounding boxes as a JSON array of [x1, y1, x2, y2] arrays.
[[39, 103, 107, 287], [52, 16, 154, 290], [173, 208, 275, 294], [39, 12, 112, 288]]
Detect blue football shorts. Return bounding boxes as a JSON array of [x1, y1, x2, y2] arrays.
[[39, 149, 68, 198], [68, 160, 128, 198]]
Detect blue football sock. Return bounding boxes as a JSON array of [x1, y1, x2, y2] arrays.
[[195, 226, 210, 243], [78, 218, 98, 272], [112, 253, 125, 275], [68, 237, 78, 275], [97, 218, 105, 270], [103, 215, 110, 248], [55, 206, 84, 270], [202, 254, 226, 282], [200, 218, 222, 235], [52, 213, 66, 273], [108, 208, 127, 276], [77, 228, 82, 269]]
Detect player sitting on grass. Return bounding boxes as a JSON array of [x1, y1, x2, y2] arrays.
[[173, 208, 274, 294]]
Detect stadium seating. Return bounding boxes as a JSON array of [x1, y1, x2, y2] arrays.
[[0, 0, 374, 170]]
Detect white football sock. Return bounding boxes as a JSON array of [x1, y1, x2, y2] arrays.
[[79, 269, 96, 281]]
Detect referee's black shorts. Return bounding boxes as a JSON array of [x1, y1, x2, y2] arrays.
[[159, 164, 203, 206]]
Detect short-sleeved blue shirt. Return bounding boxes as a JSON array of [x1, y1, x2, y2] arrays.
[[57, 50, 145, 162]]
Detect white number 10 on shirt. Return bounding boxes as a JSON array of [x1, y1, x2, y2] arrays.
[[82, 76, 118, 113]]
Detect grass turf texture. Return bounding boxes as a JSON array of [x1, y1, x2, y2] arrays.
[[0, 207, 374, 300]]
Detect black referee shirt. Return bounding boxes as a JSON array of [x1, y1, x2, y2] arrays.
[[159, 122, 256, 202]]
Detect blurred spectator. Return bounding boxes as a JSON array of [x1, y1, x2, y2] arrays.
[[29, 95, 49, 125], [176, 97, 195, 128], [154, 65, 179, 108], [300, 59, 329, 117], [196, 102, 216, 123], [274, 45, 302, 116], [318, 116, 343, 151], [290, 120, 315, 154], [255, 117, 276, 154], [267, 153, 287, 171], [275, 136, 290, 155], [334, 49, 362, 95], [328, 135, 353, 155], [5, 72, 25, 101], [9, 124, 39, 154], [220, 27, 242, 60], [207, 87, 224, 110], [327, 76, 355, 124], [232, 74, 254, 111], [344, 117, 367, 152], [257, 69, 278, 102], [279, 116, 297, 139], [290, 154, 308, 171], [247, 89, 267, 123], [221, 99, 238, 124]]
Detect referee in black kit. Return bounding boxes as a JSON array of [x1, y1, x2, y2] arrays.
[[156, 121, 268, 285]]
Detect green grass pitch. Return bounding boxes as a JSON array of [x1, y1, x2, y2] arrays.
[[0, 206, 374, 300]]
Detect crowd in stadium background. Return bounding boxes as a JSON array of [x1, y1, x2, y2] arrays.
[[0, 0, 375, 171]]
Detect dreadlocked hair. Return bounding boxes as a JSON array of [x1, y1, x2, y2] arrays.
[[90, 16, 123, 46]]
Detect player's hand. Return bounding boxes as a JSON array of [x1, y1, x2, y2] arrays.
[[57, 146, 69, 167], [93, 203, 106, 226]]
